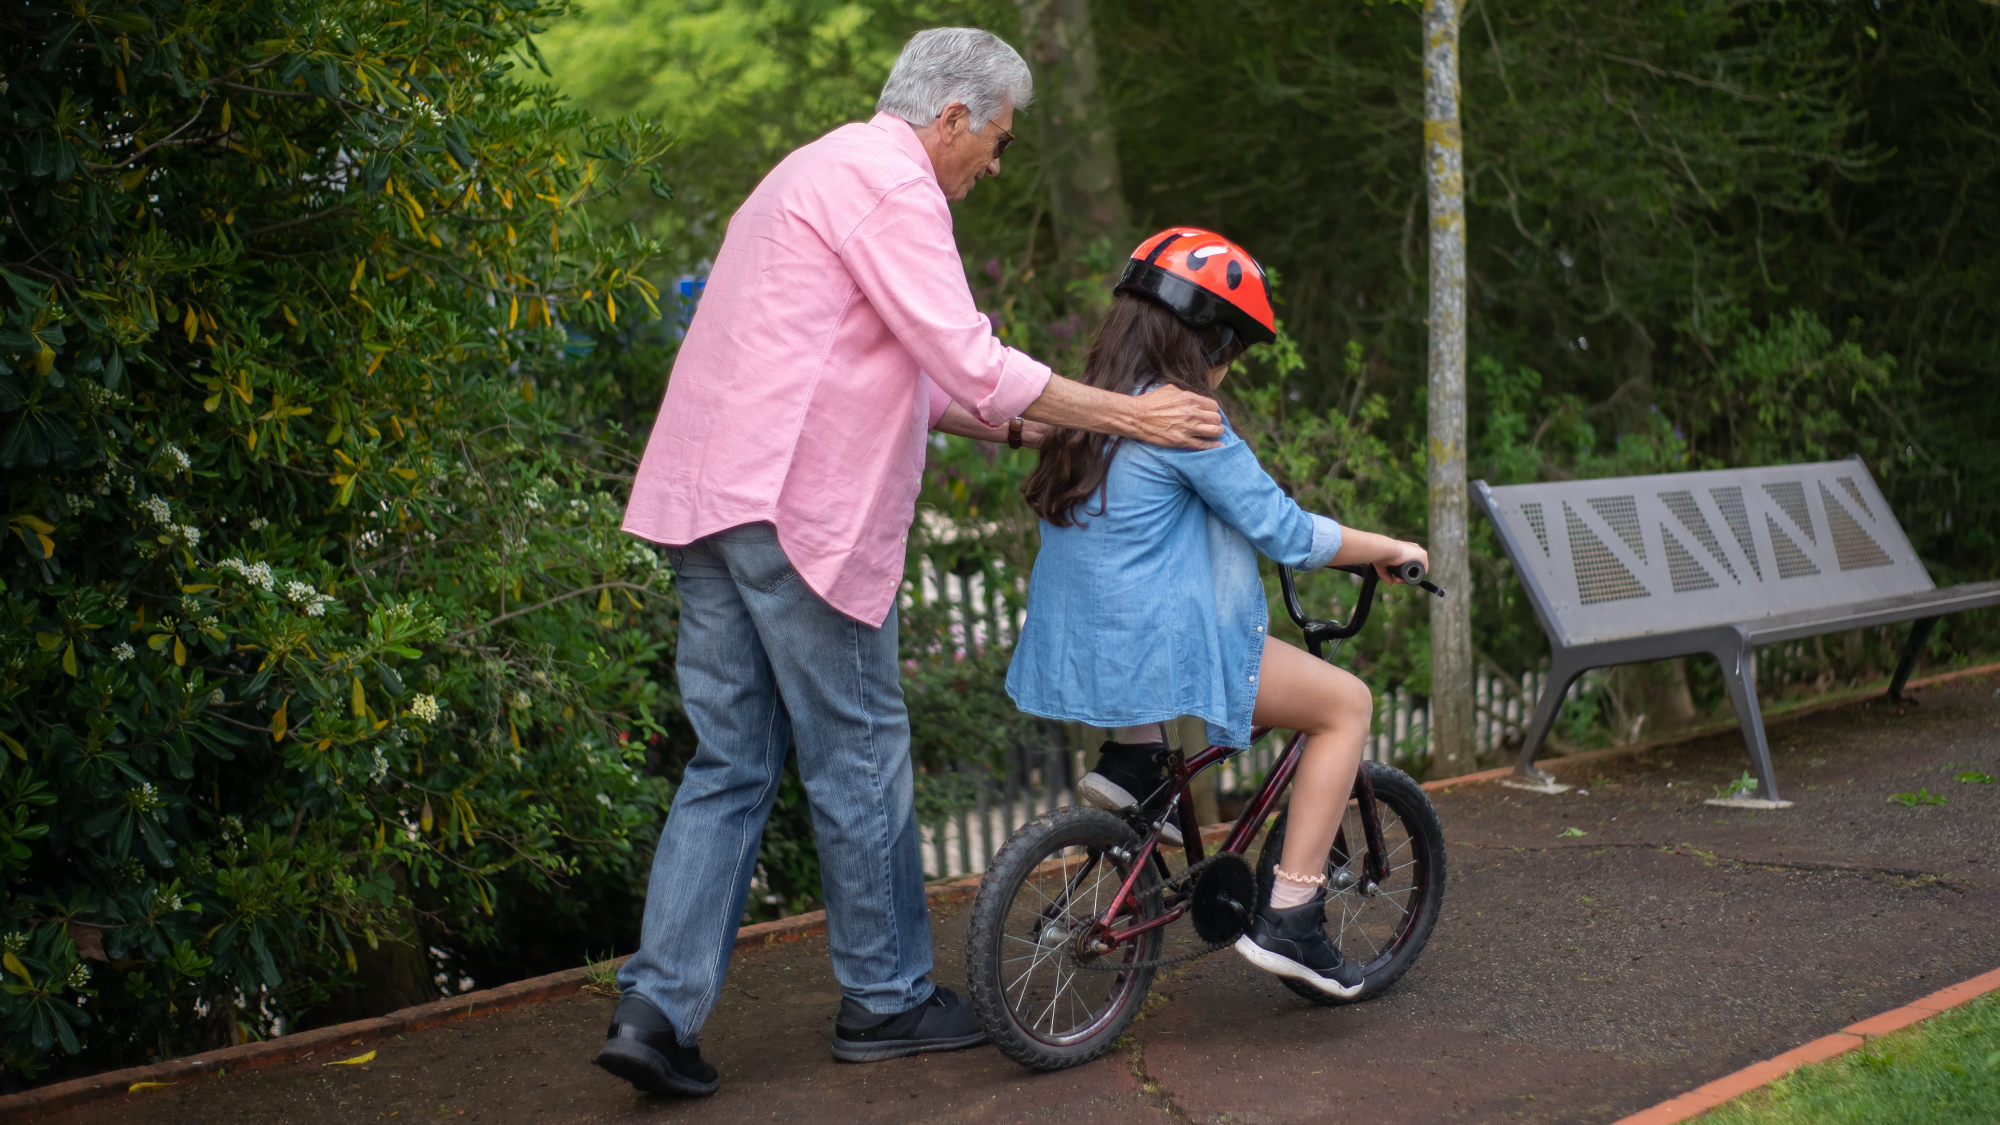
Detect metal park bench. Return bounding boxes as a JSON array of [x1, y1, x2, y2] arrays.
[[1472, 458, 2000, 805]]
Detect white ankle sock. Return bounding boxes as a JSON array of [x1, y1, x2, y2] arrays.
[[1270, 869, 1322, 910]]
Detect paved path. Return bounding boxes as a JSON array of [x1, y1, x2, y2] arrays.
[[46, 674, 2000, 1124]]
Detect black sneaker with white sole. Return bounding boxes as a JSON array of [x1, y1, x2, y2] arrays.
[[1076, 740, 1184, 847], [593, 994, 720, 1096], [831, 985, 989, 1062], [1232, 889, 1365, 998]]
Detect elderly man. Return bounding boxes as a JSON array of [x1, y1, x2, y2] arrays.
[[597, 28, 1222, 1096]]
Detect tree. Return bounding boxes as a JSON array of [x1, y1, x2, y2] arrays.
[[1422, 0, 1471, 775], [1016, 0, 1128, 265], [1, 0, 677, 1081]]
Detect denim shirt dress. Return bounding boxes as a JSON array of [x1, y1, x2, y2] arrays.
[[1005, 409, 1342, 749]]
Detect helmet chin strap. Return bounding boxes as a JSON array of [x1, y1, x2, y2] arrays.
[[1201, 323, 1238, 368]]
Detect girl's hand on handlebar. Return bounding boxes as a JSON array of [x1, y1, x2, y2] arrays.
[[1374, 541, 1428, 585]]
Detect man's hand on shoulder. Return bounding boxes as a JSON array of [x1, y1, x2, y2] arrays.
[[1122, 384, 1224, 450], [1020, 376, 1222, 450]]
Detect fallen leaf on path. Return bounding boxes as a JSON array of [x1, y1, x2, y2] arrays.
[[323, 1050, 376, 1066], [128, 1081, 177, 1091], [1559, 827, 1587, 837]]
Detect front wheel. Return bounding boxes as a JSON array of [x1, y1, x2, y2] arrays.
[[1255, 760, 1446, 1005], [964, 806, 1163, 1071]]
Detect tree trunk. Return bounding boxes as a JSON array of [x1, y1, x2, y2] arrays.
[[1424, 0, 1474, 777], [1016, 0, 1129, 266]]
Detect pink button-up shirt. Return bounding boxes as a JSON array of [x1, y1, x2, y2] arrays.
[[623, 114, 1053, 625]]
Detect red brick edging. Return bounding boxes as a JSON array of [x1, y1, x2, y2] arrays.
[[6, 660, 1991, 1119], [1610, 965, 2000, 1124]]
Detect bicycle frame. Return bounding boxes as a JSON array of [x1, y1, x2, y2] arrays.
[[1069, 564, 1400, 956]]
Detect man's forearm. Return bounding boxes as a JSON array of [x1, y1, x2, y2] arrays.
[[1020, 374, 1223, 450], [934, 402, 1049, 448], [1018, 375, 1136, 435]]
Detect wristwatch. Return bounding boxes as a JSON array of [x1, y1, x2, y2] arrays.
[[1007, 417, 1024, 449]]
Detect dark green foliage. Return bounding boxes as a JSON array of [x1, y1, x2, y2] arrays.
[[0, 0, 682, 1082], [1092, 0, 1998, 684]]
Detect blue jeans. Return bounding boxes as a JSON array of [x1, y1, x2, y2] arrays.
[[618, 523, 934, 1042]]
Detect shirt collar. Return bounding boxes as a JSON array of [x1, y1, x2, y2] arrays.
[[870, 112, 937, 186]]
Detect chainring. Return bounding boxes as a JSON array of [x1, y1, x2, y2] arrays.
[[1188, 853, 1257, 944]]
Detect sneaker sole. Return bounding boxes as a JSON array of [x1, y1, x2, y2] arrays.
[[1077, 775, 1184, 848], [593, 1039, 720, 1097], [830, 1029, 990, 1063], [1231, 936, 1365, 999]]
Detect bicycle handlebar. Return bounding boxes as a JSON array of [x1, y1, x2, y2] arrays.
[[1277, 560, 1447, 658]]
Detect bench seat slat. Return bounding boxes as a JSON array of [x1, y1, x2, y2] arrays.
[[1745, 579, 2000, 644]]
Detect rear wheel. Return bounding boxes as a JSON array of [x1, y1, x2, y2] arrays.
[[964, 806, 1163, 1071], [1254, 760, 1446, 1005]]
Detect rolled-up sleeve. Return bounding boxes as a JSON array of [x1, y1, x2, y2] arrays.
[[1304, 514, 1343, 570], [840, 181, 1052, 427]]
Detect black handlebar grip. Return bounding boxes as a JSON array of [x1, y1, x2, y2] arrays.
[[1391, 559, 1426, 585]]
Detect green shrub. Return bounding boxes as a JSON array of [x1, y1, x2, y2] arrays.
[[0, 0, 680, 1082]]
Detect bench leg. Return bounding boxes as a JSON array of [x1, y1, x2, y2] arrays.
[[1887, 617, 1938, 704], [1712, 629, 1782, 803], [1512, 656, 1585, 783]]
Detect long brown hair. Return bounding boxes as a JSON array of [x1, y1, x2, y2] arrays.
[[1022, 294, 1244, 527]]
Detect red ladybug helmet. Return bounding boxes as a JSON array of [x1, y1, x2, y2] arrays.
[[1114, 227, 1277, 363]]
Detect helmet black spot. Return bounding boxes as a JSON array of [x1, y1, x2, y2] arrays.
[[1226, 260, 1243, 290]]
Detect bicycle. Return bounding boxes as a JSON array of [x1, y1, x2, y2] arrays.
[[963, 560, 1449, 1071]]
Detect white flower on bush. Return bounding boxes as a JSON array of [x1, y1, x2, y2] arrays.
[[112, 642, 135, 662], [179, 524, 201, 546], [370, 748, 391, 781], [409, 694, 442, 723], [595, 793, 612, 809], [162, 444, 192, 472], [248, 517, 268, 530], [65, 493, 90, 514], [142, 496, 172, 524], [219, 557, 276, 591], [67, 963, 91, 990], [283, 579, 337, 617]]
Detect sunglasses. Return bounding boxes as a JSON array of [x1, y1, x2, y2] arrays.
[[990, 122, 1015, 161]]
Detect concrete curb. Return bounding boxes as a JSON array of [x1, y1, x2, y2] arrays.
[[6, 660, 1991, 1119], [1610, 964, 2000, 1124]]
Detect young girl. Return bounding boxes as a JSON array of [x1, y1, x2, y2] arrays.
[[1005, 228, 1427, 998]]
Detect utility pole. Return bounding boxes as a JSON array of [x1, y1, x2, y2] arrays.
[[1423, 0, 1473, 777]]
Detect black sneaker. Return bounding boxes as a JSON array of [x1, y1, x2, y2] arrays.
[[831, 985, 989, 1062], [593, 994, 720, 1096], [1076, 740, 1184, 847], [1232, 890, 1365, 999]]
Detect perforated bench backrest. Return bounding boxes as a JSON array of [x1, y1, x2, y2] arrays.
[[1479, 460, 1932, 647]]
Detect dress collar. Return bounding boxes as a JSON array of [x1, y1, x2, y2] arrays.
[[869, 112, 938, 186]]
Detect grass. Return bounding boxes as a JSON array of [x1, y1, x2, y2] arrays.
[[1698, 991, 2000, 1125], [582, 951, 622, 998]]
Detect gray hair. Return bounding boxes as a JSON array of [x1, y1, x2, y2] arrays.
[[876, 28, 1033, 132]]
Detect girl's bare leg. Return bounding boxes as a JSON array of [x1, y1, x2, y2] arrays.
[[1250, 636, 1373, 880]]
